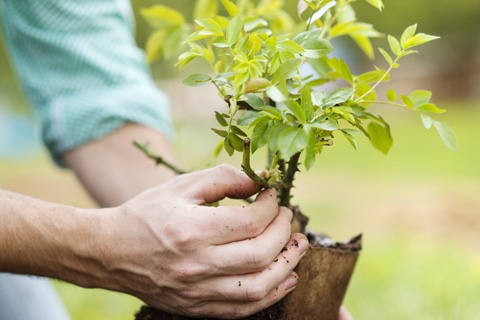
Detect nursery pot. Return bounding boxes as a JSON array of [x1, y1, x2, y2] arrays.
[[135, 233, 361, 320]]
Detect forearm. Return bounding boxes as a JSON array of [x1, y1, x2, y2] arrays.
[[0, 189, 108, 288], [63, 123, 177, 207]]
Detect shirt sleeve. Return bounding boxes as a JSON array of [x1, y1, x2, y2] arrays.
[[0, 0, 174, 167]]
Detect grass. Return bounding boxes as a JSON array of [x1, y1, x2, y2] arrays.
[[2, 100, 479, 319]]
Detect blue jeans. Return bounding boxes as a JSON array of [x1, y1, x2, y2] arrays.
[[0, 273, 71, 320]]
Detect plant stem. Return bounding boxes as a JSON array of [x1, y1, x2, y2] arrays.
[[241, 139, 269, 188], [133, 141, 188, 175], [359, 100, 405, 107], [279, 152, 301, 207], [320, 0, 353, 39]]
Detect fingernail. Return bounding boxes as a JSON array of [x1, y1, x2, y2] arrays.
[[284, 274, 298, 291], [298, 238, 309, 257]]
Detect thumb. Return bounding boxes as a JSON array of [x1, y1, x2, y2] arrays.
[[176, 164, 262, 204]]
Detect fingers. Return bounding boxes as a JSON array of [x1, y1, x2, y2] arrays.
[[171, 164, 261, 204], [339, 306, 354, 320], [185, 235, 308, 301], [210, 207, 297, 274], [199, 189, 280, 244], [180, 272, 299, 319]]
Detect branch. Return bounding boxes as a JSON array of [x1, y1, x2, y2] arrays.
[[279, 152, 301, 207], [133, 141, 189, 175], [241, 139, 270, 189]]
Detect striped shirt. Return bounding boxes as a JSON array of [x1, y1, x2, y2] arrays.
[[0, 0, 173, 166]]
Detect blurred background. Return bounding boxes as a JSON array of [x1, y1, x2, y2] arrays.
[[1, 0, 479, 319]]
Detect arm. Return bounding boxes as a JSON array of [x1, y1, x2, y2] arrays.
[[0, 166, 308, 319]]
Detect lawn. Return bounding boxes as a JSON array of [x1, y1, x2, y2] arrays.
[[1, 99, 479, 320]]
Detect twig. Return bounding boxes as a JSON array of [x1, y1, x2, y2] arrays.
[[241, 139, 270, 188], [279, 152, 301, 207], [133, 141, 188, 175]]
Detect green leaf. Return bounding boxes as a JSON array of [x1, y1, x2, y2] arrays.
[[310, 119, 339, 131], [251, 119, 272, 153], [269, 123, 289, 153], [301, 87, 314, 122], [226, 15, 242, 45], [231, 125, 247, 137], [403, 33, 440, 49], [215, 111, 228, 127], [244, 94, 265, 109], [433, 121, 458, 151], [419, 112, 433, 129], [194, 0, 218, 20], [379, 48, 393, 65], [271, 58, 302, 84], [221, 0, 240, 17], [408, 90, 432, 107], [339, 58, 354, 84], [400, 95, 414, 109], [224, 137, 234, 156], [237, 110, 261, 126], [266, 85, 288, 102], [284, 100, 305, 123], [243, 17, 268, 32], [212, 128, 228, 137], [323, 88, 355, 109], [341, 130, 358, 149], [277, 40, 305, 54], [351, 34, 375, 59], [293, 29, 333, 58], [141, 5, 185, 28], [258, 106, 284, 120], [364, 0, 384, 11], [183, 73, 211, 87], [400, 24, 417, 47], [245, 78, 271, 93], [418, 103, 446, 113], [304, 129, 316, 171], [367, 122, 392, 155], [278, 127, 309, 159], [386, 89, 397, 102], [145, 30, 167, 63], [388, 35, 401, 56], [228, 133, 244, 152], [195, 18, 222, 33]]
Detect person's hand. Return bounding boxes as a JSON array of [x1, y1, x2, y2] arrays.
[[339, 306, 354, 320], [94, 164, 308, 318]]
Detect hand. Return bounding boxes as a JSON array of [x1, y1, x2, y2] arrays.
[[339, 306, 354, 320], [94, 164, 308, 318]]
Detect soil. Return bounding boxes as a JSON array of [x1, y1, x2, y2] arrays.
[[134, 232, 361, 320]]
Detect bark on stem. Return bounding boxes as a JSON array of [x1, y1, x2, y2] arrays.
[[133, 141, 188, 175], [279, 152, 301, 207], [241, 139, 269, 189]]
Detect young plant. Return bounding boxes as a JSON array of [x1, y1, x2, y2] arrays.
[[139, 0, 458, 210]]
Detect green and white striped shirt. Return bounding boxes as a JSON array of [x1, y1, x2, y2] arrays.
[[0, 0, 173, 166]]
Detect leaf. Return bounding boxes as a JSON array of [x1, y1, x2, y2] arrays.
[[145, 30, 167, 63], [237, 110, 262, 126], [226, 15, 242, 45], [408, 90, 432, 107], [277, 40, 305, 54], [228, 133, 244, 152], [215, 111, 228, 127], [418, 103, 446, 113], [141, 5, 185, 28], [433, 121, 458, 151], [183, 73, 211, 87], [244, 17, 268, 32], [364, 0, 384, 11], [386, 89, 397, 102], [341, 130, 357, 149], [310, 119, 339, 131], [245, 94, 265, 109], [245, 78, 271, 93], [367, 122, 392, 155], [224, 137, 234, 156], [221, 0, 240, 17], [400, 95, 414, 109], [277, 127, 309, 159], [388, 35, 401, 56], [194, 0, 218, 20], [271, 58, 302, 84], [419, 112, 433, 129], [403, 33, 440, 50], [266, 85, 288, 102], [400, 24, 417, 47], [284, 100, 305, 123], [269, 123, 289, 153], [310, 1, 337, 23], [258, 106, 284, 120], [293, 29, 333, 58], [231, 125, 247, 137], [351, 34, 374, 59], [304, 129, 316, 171], [301, 87, 314, 122], [323, 88, 355, 109], [212, 128, 228, 137], [251, 119, 272, 153], [379, 48, 393, 65], [195, 18, 222, 33]]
